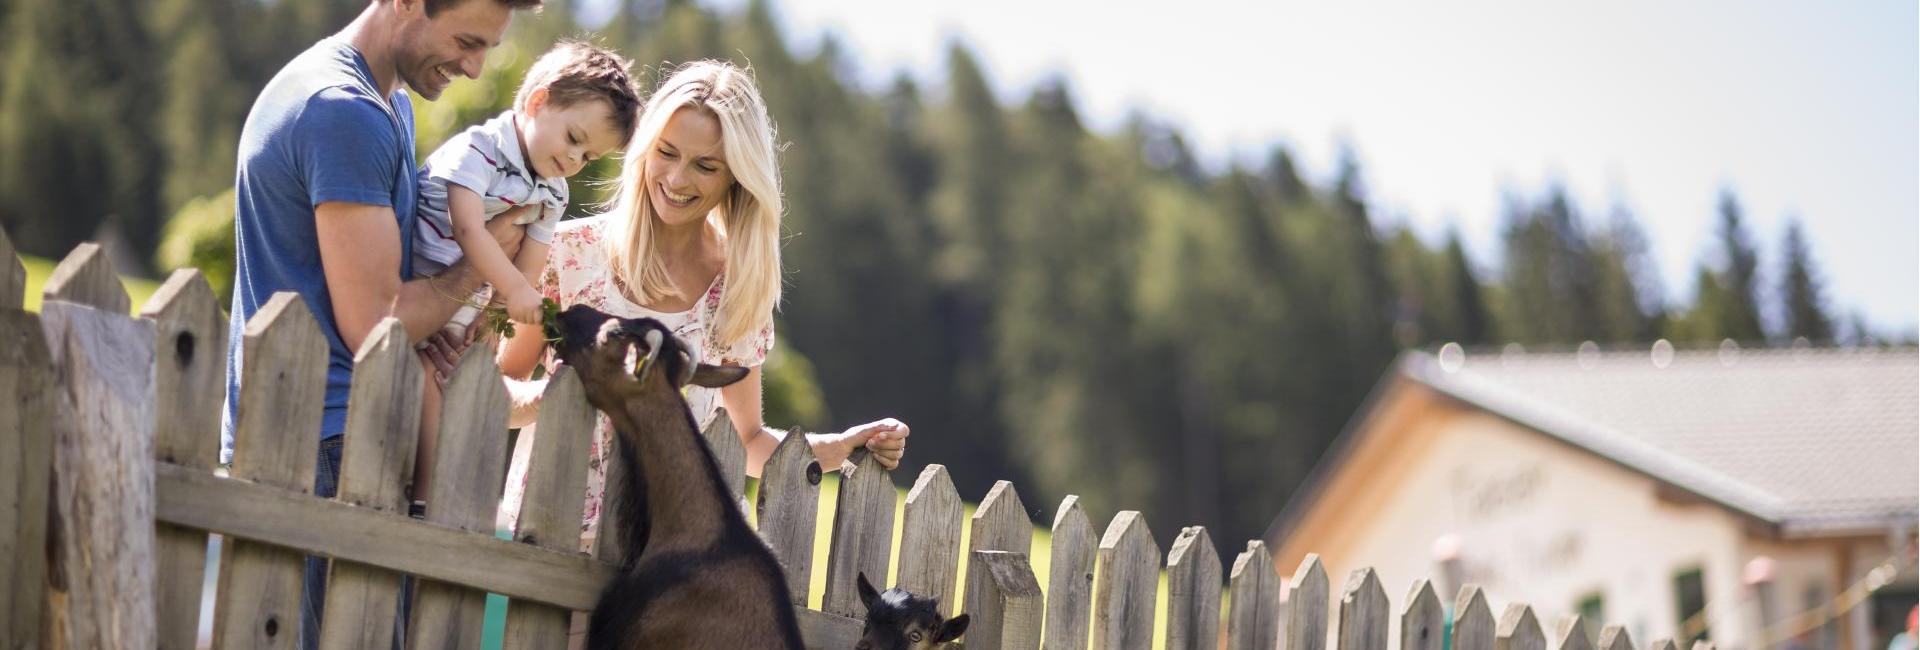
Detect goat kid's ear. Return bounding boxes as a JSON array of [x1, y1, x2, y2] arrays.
[[690, 363, 751, 388], [857, 572, 879, 609], [935, 614, 969, 643]]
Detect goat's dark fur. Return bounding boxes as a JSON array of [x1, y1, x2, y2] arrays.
[[855, 572, 969, 650], [552, 306, 803, 650]]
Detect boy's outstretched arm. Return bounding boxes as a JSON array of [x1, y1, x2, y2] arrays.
[[447, 184, 543, 324]]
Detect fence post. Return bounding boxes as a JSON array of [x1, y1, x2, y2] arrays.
[[1495, 604, 1545, 650], [314, 320, 420, 649], [213, 292, 326, 649], [897, 464, 962, 616], [968, 550, 1044, 650], [0, 306, 53, 649], [408, 345, 511, 648], [1165, 526, 1221, 650], [1044, 495, 1095, 650], [1554, 615, 1594, 650], [1645, 639, 1677, 650], [503, 367, 595, 650], [41, 244, 157, 649], [1286, 554, 1330, 650], [1453, 586, 1495, 650], [1227, 541, 1279, 650], [702, 407, 746, 503], [1400, 580, 1443, 650], [824, 452, 897, 618], [1337, 568, 1388, 650], [758, 428, 819, 606], [0, 227, 22, 307], [965, 481, 1030, 615], [1093, 511, 1158, 650], [142, 270, 226, 650], [1596, 625, 1634, 650]]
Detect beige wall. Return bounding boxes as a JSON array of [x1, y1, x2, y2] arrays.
[[1272, 384, 1886, 649]]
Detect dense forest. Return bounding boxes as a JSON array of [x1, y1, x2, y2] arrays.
[[0, 0, 1892, 553]]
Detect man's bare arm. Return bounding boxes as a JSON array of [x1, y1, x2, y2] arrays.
[[315, 201, 528, 349]]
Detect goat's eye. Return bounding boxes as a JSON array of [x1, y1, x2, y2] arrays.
[[909, 631, 923, 643]]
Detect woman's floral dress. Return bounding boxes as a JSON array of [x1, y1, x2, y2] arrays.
[[496, 215, 772, 547]]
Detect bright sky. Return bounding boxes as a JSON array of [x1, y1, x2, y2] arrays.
[[585, 0, 1918, 334]]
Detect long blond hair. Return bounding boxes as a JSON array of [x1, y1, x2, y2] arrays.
[[603, 60, 782, 349]]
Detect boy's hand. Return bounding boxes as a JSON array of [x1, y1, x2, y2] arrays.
[[503, 286, 544, 325]]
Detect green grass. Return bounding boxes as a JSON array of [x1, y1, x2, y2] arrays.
[[19, 254, 164, 314]]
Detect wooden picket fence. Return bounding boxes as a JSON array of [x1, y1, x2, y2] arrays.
[[0, 236, 1720, 650]]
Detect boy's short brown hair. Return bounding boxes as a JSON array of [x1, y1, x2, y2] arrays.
[[514, 41, 641, 143]]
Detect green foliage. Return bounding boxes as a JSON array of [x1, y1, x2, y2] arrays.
[[1779, 219, 1833, 343], [156, 188, 237, 301]]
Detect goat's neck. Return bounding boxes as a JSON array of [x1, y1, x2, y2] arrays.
[[608, 386, 733, 550]]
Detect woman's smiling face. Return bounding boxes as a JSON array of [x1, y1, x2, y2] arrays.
[[644, 107, 733, 226]]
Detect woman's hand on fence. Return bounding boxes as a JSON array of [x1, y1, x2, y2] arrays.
[[851, 418, 909, 470]]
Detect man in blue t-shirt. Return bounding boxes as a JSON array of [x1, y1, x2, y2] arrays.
[[225, 0, 540, 645]]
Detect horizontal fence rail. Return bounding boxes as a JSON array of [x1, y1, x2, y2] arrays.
[[0, 240, 1724, 650]]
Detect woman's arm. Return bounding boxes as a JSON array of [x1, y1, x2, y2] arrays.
[[718, 366, 910, 478], [499, 321, 549, 427]]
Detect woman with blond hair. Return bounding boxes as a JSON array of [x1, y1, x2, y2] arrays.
[[490, 59, 910, 547]]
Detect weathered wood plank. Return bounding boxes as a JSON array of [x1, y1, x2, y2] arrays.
[[897, 464, 962, 617], [156, 462, 610, 610], [502, 368, 594, 650], [40, 292, 157, 649], [797, 605, 864, 650], [409, 345, 510, 650], [44, 242, 129, 314], [1554, 615, 1594, 650], [0, 226, 23, 308], [141, 271, 227, 650], [1286, 554, 1330, 650], [702, 406, 747, 502], [0, 310, 53, 648], [213, 293, 325, 649], [1495, 604, 1545, 650], [1093, 511, 1158, 650], [968, 550, 1044, 650], [966, 481, 1030, 615], [1688, 642, 1713, 650], [758, 428, 820, 606], [1043, 495, 1095, 650], [1452, 586, 1495, 650], [316, 320, 420, 650], [824, 451, 897, 618], [1226, 540, 1279, 650], [1400, 580, 1443, 650], [1336, 568, 1387, 650], [1165, 526, 1221, 650], [1596, 625, 1634, 650], [1644, 639, 1677, 650]]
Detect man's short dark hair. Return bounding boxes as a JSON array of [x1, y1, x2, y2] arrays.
[[378, 0, 543, 17]]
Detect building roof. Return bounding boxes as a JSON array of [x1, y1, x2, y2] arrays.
[[1395, 344, 1919, 537]]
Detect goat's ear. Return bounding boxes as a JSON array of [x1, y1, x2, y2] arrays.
[[690, 364, 750, 388], [935, 614, 969, 642], [857, 572, 880, 609]]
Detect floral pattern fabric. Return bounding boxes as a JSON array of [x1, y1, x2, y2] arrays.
[[497, 215, 772, 545]]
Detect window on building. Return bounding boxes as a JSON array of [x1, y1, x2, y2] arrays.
[[1674, 568, 1710, 644], [1576, 591, 1605, 641]]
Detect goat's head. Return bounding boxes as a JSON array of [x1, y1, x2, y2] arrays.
[[551, 305, 748, 407], [854, 572, 968, 650]]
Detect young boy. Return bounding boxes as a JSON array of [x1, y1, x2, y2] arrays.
[[414, 40, 640, 338]]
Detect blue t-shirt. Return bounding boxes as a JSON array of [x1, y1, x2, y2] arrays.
[[222, 37, 417, 462]]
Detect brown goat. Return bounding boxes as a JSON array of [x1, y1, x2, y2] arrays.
[[550, 305, 804, 650]]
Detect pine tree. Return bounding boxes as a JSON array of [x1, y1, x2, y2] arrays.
[[152, 0, 250, 213], [1711, 191, 1767, 342], [1444, 229, 1493, 344], [1778, 219, 1834, 343]]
